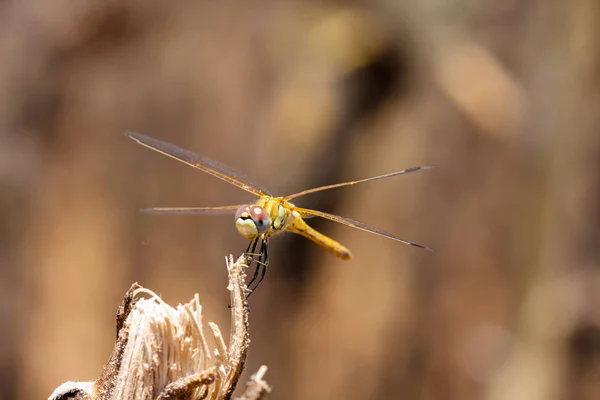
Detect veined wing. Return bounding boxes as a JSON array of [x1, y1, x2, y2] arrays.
[[125, 132, 271, 197], [141, 205, 241, 215], [284, 166, 435, 200], [295, 207, 433, 251]]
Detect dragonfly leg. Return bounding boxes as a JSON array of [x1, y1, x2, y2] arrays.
[[230, 238, 264, 308], [246, 239, 269, 298], [261, 239, 269, 267], [247, 262, 262, 291], [245, 238, 260, 258], [245, 238, 263, 290], [244, 238, 265, 266]]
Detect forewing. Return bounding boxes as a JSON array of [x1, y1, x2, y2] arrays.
[[284, 166, 435, 200], [141, 205, 241, 215], [126, 132, 271, 196], [295, 207, 433, 251]]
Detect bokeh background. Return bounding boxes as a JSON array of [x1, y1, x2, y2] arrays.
[[1, 1, 599, 399]]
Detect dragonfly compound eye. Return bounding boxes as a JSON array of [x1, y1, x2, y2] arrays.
[[235, 205, 271, 239]]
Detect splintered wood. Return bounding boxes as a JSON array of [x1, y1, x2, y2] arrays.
[[49, 255, 270, 400]]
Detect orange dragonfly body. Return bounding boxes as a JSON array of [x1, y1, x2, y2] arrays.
[[126, 132, 432, 290]]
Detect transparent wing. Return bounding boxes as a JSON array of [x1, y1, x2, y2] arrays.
[[141, 205, 241, 215], [284, 166, 435, 200], [126, 132, 271, 197], [294, 207, 433, 251]]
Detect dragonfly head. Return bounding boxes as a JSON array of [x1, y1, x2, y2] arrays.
[[235, 205, 271, 239]]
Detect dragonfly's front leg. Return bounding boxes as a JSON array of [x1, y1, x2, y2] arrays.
[[244, 238, 260, 262], [253, 239, 269, 290], [245, 238, 269, 297]]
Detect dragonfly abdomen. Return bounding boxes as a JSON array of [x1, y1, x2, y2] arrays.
[[287, 211, 353, 260]]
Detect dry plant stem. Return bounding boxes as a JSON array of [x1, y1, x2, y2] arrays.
[[237, 366, 271, 400], [49, 255, 266, 400], [97, 284, 142, 397], [155, 368, 216, 400], [221, 255, 251, 400]]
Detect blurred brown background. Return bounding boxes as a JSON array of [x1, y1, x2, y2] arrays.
[[1, 0, 600, 399]]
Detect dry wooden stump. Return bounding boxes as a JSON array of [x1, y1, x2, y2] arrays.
[[49, 255, 270, 400]]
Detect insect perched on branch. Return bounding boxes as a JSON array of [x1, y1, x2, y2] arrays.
[[126, 132, 433, 294]]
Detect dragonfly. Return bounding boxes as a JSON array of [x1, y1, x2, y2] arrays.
[[125, 131, 433, 293]]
